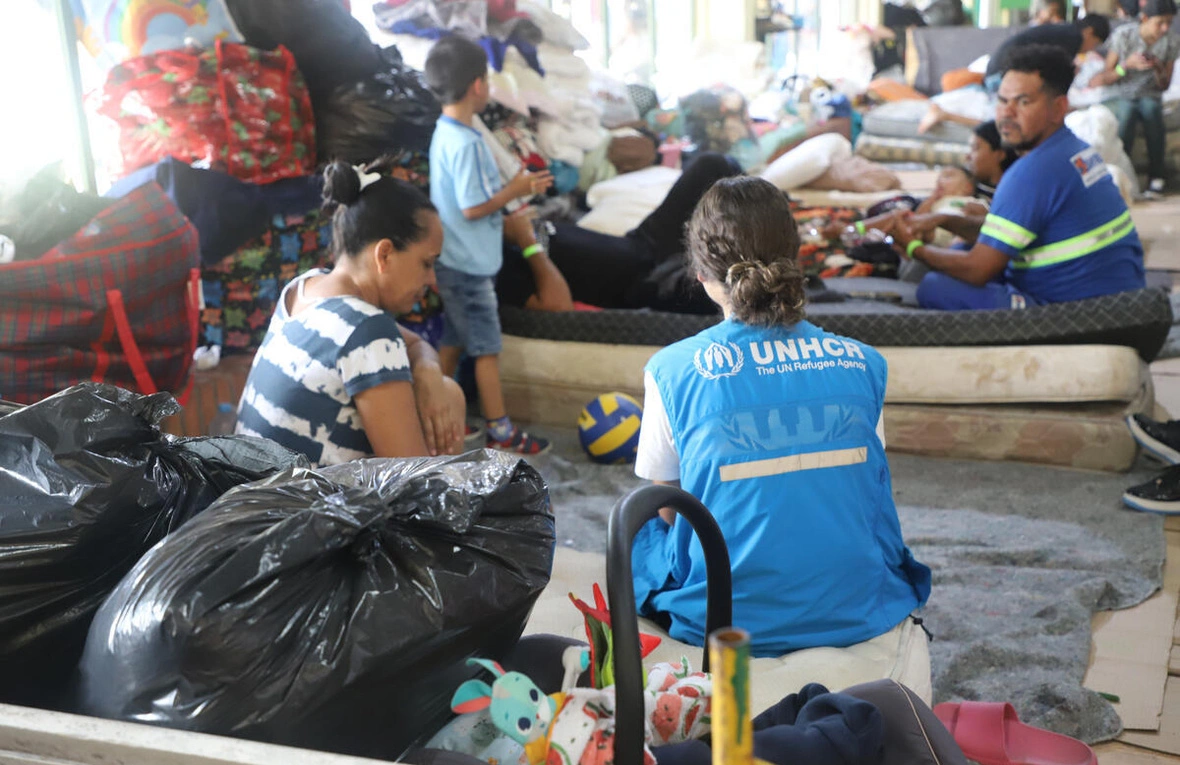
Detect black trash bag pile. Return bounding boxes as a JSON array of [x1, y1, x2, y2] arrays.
[[78, 451, 556, 761], [223, 0, 383, 106], [223, 0, 439, 164], [0, 165, 112, 262], [316, 45, 442, 164], [0, 383, 307, 709]]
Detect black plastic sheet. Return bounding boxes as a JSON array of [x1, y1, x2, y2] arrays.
[[0, 383, 306, 708], [79, 450, 555, 760]]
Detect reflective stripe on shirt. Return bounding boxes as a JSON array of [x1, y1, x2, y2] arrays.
[[1009, 211, 1135, 270], [980, 214, 1036, 250]]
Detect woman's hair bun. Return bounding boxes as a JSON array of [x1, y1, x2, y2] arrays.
[[322, 160, 362, 209], [725, 260, 759, 287]]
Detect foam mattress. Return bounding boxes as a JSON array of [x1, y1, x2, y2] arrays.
[[499, 336, 1155, 472], [499, 336, 1149, 410], [500, 287, 1172, 362]]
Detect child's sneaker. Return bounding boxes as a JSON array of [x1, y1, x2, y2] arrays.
[[487, 426, 551, 456]]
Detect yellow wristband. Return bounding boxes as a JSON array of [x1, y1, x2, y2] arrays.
[[1115, 64, 1127, 78], [854, 220, 866, 235], [906, 239, 922, 259], [522, 244, 543, 259]]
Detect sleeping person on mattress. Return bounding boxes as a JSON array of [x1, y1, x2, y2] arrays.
[[629, 175, 932, 658], [888, 45, 1145, 311], [495, 152, 744, 315]]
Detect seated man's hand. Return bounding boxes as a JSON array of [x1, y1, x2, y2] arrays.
[[891, 216, 919, 256], [413, 368, 464, 456], [503, 208, 537, 248], [905, 212, 941, 236]]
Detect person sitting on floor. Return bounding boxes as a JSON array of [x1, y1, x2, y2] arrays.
[[890, 44, 1146, 311], [919, 14, 1111, 135], [629, 175, 932, 657], [1089, 0, 1180, 198], [235, 159, 466, 466]]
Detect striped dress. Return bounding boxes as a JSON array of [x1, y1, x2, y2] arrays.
[[236, 270, 412, 466]]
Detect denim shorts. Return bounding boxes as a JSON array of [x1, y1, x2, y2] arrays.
[[435, 264, 503, 357]]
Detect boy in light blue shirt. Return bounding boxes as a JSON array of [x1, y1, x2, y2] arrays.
[[425, 35, 554, 454]]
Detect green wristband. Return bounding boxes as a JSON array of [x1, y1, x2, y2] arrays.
[[854, 220, 866, 235], [522, 243, 543, 259], [906, 239, 922, 259], [1115, 64, 1127, 78]]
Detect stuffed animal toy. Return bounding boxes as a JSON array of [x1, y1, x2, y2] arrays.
[[425, 585, 713, 765], [808, 84, 853, 124]]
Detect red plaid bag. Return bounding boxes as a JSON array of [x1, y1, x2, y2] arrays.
[[0, 183, 200, 404]]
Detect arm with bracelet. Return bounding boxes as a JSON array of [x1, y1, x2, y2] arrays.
[[893, 217, 1009, 286], [503, 211, 573, 312], [1090, 48, 1128, 87]]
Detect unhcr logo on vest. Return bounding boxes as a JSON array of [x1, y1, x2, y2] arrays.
[[693, 342, 744, 380]]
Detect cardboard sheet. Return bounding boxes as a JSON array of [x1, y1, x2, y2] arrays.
[[1086, 531, 1178, 734]]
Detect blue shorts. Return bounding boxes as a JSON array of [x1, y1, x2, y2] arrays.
[[435, 264, 503, 357], [916, 271, 1038, 311]]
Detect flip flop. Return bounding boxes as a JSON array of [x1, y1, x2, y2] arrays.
[[933, 702, 1096, 765]]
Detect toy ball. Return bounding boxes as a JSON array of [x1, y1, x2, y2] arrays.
[[577, 393, 643, 465]]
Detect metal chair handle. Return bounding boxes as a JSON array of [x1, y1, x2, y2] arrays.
[[605, 484, 733, 765]]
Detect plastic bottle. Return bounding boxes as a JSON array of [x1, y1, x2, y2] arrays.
[[208, 402, 237, 436]]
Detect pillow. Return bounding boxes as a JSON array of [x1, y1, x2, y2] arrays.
[[580, 166, 680, 237], [941, 69, 985, 93], [868, 78, 928, 103], [75, 0, 243, 66], [518, 0, 589, 50], [760, 133, 852, 191], [489, 70, 531, 116], [805, 156, 901, 193]]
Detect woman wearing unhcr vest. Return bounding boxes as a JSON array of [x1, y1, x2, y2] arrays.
[[631, 177, 933, 689]]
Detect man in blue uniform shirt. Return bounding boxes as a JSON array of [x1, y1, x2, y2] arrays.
[[893, 44, 1146, 311]]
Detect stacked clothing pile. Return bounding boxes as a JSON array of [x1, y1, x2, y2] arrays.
[[375, 0, 636, 193], [69, 0, 447, 362]]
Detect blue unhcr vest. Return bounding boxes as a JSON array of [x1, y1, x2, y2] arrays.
[[633, 319, 931, 656]]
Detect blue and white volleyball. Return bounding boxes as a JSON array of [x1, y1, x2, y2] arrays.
[[577, 392, 643, 465]]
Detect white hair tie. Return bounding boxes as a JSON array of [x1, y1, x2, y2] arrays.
[[353, 165, 382, 192]]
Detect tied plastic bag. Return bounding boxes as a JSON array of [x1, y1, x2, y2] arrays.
[[0, 383, 307, 709], [1065, 104, 1140, 202], [316, 46, 442, 164], [78, 451, 556, 761]]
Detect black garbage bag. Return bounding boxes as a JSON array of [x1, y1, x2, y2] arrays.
[[0, 164, 112, 262], [78, 451, 556, 761], [224, 0, 383, 106], [0, 383, 307, 709], [317, 45, 442, 163]]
